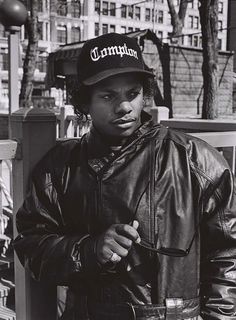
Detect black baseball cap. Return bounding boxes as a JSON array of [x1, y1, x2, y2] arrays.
[[77, 32, 154, 86]]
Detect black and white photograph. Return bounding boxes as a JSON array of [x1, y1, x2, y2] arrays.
[[0, 0, 236, 319]]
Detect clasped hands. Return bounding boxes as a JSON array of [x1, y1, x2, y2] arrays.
[[95, 220, 141, 265]]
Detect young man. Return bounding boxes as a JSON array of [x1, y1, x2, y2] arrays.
[[14, 33, 236, 319]]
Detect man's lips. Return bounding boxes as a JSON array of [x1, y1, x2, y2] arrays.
[[111, 117, 136, 124]]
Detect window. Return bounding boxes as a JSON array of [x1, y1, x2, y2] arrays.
[[45, 22, 49, 41], [188, 0, 194, 9], [110, 2, 116, 16], [193, 35, 198, 47], [188, 35, 193, 46], [38, 0, 43, 12], [38, 21, 44, 40], [218, 20, 223, 31], [218, 38, 222, 50], [57, 26, 67, 43], [37, 55, 47, 73], [2, 82, 8, 101], [167, 32, 172, 43], [0, 49, 8, 71], [151, 9, 154, 22], [57, 0, 67, 16], [194, 16, 199, 29], [110, 24, 115, 33], [121, 5, 127, 18], [121, 26, 126, 33], [145, 8, 151, 21], [102, 1, 108, 15], [135, 6, 140, 20], [128, 27, 133, 32], [71, 26, 81, 42], [218, 1, 223, 13], [0, 25, 6, 38], [157, 30, 163, 39], [157, 10, 163, 24], [45, 0, 49, 11], [199, 36, 202, 48], [188, 15, 194, 28], [128, 5, 133, 19], [71, 0, 81, 18], [102, 24, 108, 34], [95, 23, 99, 36], [95, 0, 100, 14]]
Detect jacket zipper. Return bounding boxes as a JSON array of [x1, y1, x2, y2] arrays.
[[96, 174, 102, 220]]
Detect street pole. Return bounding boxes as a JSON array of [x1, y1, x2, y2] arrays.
[[8, 26, 21, 114], [0, 0, 27, 137]]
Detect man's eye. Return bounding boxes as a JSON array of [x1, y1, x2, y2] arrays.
[[128, 91, 140, 100], [102, 94, 113, 100]]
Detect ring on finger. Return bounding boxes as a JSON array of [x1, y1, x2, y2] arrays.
[[109, 252, 121, 263]]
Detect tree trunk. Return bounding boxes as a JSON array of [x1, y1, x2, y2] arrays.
[[19, 0, 39, 108], [199, 0, 219, 119], [166, 0, 188, 44]]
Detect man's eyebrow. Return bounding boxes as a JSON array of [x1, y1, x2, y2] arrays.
[[129, 84, 142, 90], [104, 84, 142, 92], [98, 88, 116, 94], [98, 84, 142, 93]]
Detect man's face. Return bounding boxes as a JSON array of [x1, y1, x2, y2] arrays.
[[87, 73, 144, 142]]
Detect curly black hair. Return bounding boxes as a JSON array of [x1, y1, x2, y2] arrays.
[[69, 74, 155, 119]]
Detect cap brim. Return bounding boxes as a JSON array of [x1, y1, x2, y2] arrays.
[[82, 67, 154, 86]]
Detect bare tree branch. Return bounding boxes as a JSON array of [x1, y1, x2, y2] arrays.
[[19, 0, 39, 108], [166, 0, 189, 44]]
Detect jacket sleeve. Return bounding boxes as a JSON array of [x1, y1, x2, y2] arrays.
[[199, 146, 236, 319], [13, 145, 101, 285]]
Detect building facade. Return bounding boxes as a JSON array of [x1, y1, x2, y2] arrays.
[[227, 0, 236, 70], [227, 0, 236, 111], [0, 0, 229, 112]]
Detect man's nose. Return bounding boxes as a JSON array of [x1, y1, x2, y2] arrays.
[[115, 100, 132, 115]]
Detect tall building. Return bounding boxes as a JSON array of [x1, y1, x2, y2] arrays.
[[0, 0, 229, 111], [227, 0, 236, 70], [227, 0, 236, 111]]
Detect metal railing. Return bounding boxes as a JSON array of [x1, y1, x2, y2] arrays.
[[0, 139, 17, 320], [56, 106, 92, 138], [161, 118, 236, 174]]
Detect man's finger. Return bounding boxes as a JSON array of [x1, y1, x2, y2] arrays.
[[132, 220, 139, 230], [116, 224, 141, 243]]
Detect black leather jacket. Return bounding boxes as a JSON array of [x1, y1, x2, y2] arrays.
[[14, 115, 236, 319]]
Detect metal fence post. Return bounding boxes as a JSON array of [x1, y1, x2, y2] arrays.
[[10, 107, 57, 320], [151, 106, 170, 124]]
